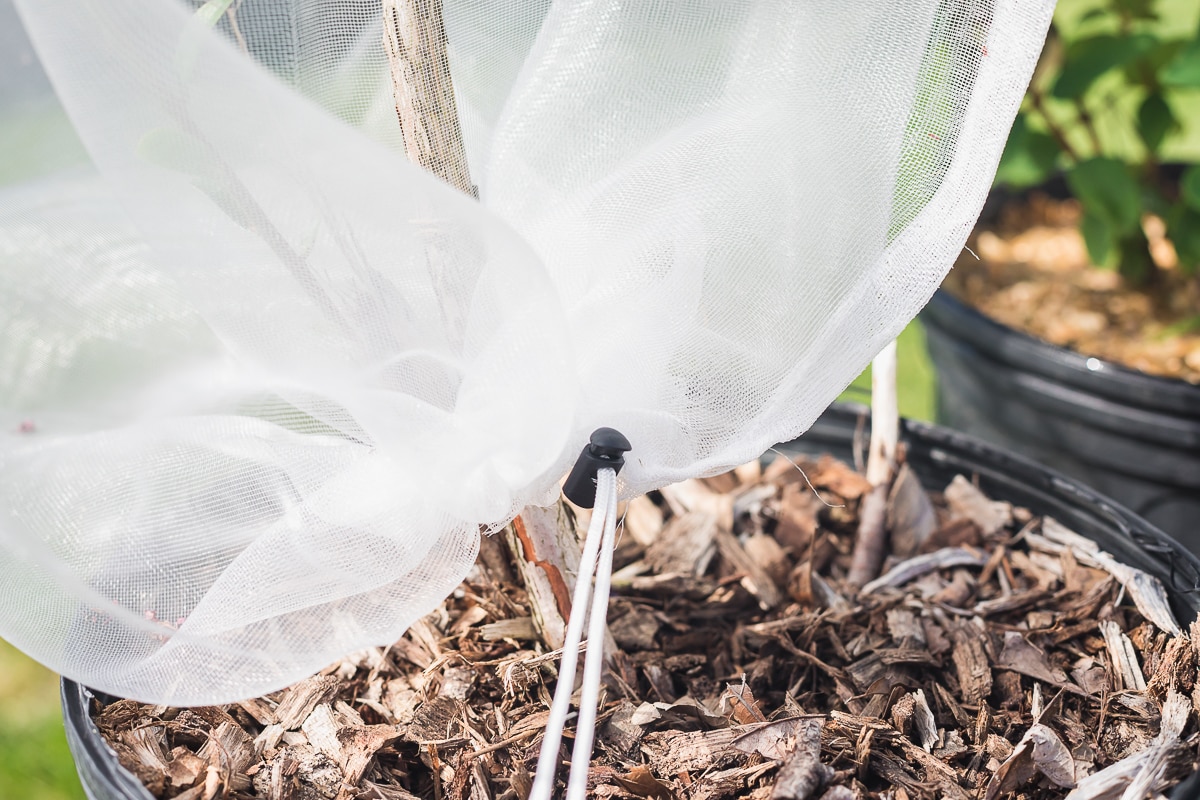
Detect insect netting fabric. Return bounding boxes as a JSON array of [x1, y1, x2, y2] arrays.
[[0, 0, 1053, 704]]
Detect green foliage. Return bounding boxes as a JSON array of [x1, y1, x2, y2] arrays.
[[996, 0, 1200, 284], [1161, 38, 1200, 86], [1136, 92, 1177, 151], [1182, 164, 1200, 208], [1051, 34, 1156, 98], [1067, 157, 1143, 232], [0, 642, 86, 800], [995, 114, 1062, 187]]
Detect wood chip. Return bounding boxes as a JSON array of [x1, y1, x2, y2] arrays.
[[1065, 689, 1193, 800], [646, 510, 718, 576], [478, 616, 537, 641], [625, 495, 665, 547], [743, 533, 791, 589], [945, 475, 1012, 536], [770, 718, 831, 800], [887, 463, 937, 556], [1040, 518, 1181, 637], [950, 624, 993, 705], [642, 727, 745, 774], [197, 721, 254, 793], [1100, 620, 1147, 692], [506, 503, 581, 650], [274, 675, 340, 730], [862, 547, 987, 594], [911, 689, 937, 752], [236, 697, 278, 726], [715, 529, 784, 609]]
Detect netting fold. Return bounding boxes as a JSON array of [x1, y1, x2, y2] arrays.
[[1, 0, 1053, 703]]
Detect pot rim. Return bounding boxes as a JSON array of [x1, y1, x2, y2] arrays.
[[61, 679, 156, 800], [924, 289, 1200, 417]]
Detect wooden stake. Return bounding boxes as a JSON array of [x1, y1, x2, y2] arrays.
[[381, 3, 603, 664], [504, 506, 580, 651], [383, 0, 476, 197]]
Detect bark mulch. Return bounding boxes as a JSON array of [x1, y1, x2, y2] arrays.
[[93, 451, 1200, 800]]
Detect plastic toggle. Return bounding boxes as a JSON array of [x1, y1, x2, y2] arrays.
[[562, 428, 632, 508]]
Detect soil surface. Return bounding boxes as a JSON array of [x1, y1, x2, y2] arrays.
[[943, 194, 1200, 384], [93, 451, 1200, 800]]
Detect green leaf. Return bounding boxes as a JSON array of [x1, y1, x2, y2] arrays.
[[1181, 166, 1200, 211], [1079, 209, 1115, 267], [1136, 93, 1176, 153], [175, 0, 236, 77], [1066, 157, 1143, 234], [1052, 34, 1156, 98], [194, 0, 236, 27], [1140, 38, 1189, 72], [994, 113, 1061, 188], [1113, 0, 1158, 22], [1116, 228, 1155, 287], [1168, 204, 1200, 275], [1161, 38, 1200, 87]]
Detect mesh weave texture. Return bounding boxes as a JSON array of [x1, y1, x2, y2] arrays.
[[2, 0, 1052, 704]]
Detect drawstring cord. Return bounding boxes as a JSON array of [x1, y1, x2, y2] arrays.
[[528, 468, 616, 800], [565, 468, 618, 800], [530, 427, 629, 800]]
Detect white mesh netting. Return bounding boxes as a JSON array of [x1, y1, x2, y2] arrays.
[[1, 0, 1053, 704]]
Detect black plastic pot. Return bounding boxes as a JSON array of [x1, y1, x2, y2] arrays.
[[921, 289, 1200, 553], [63, 680, 156, 800], [62, 403, 1200, 798]]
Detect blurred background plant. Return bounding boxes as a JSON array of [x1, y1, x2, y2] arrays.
[[995, 0, 1200, 287]]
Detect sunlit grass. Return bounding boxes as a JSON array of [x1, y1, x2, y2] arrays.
[[0, 641, 85, 800], [840, 319, 937, 422]]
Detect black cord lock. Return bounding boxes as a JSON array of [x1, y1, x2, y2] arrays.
[[562, 427, 632, 508]]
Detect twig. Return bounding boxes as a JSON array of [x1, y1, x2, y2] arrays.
[[847, 340, 898, 587], [1072, 97, 1104, 156], [1028, 87, 1083, 163], [226, 0, 248, 55], [464, 727, 541, 760]]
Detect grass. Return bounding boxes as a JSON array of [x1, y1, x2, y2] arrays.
[[0, 641, 85, 800], [840, 319, 938, 422]]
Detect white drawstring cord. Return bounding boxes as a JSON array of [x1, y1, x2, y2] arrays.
[[564, 468, 619, 800], [528, 467, 618, 800]]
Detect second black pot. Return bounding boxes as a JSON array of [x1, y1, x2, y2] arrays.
[[921, 289, 1200, 553]]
